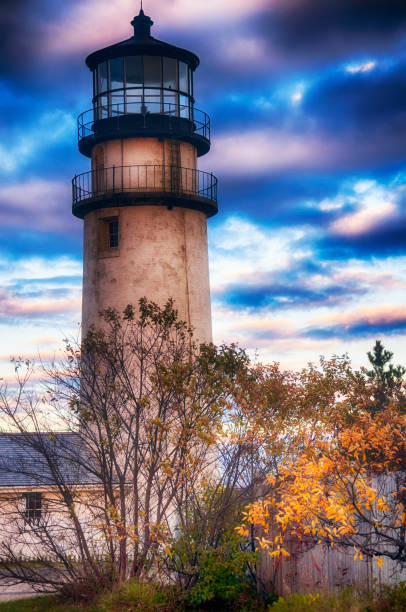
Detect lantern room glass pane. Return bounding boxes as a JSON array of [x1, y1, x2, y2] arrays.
[[125, 56, 143, 88], [179, 62, 188, 93], [143, 56, 162, 87], [179, 94, 189, 118], [126, 93, 143, 114], [111, 94, 125, 115], [144, 88, 161, 113], [110, 57, 124, 90], [163, 92, 177, 115], [100, 95, 108, 119], [163, 57, 177, 90], [99, 62, 108, 93]]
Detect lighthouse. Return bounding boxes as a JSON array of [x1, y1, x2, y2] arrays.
[[73, 8, 217, 342]]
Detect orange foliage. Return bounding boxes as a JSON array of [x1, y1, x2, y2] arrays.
[[240, 407, 406, 564]]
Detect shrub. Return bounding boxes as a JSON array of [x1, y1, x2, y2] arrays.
[[269, 584, 406, 612], [98, 580, 182, 611], [374, 582, 406, 612], [185, 535, 257, 607]]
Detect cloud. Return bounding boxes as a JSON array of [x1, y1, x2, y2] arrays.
[[44, 0, 273, 55], [209, 216, 312, 292], [301, 60, 406, 132], [255, 0, 406, 67], [0, 289, 81, 322], [0, 110, 75, 175], [221, 279, 365, 310], [327, 178, 401, 237], [209, 216, 395, 313], [346, 61, 377, 74], [0, 0, 405, 373], [0, 180, 76, 233], [221, 37, 267, 65], [306, 306, 406, 339], [204, 129, 332, 176], [298, 176, 406, 257], [331, 201, 397, 236], [0, 254, 82, 326]]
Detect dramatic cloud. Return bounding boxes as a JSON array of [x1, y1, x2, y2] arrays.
[[0, 180, 75, 232], [331, 201, 397, 237], [0, 110, 76, 176], [0, 290, 80, 321], [1, 0, 405, 369], [44, 0, 273, 56], [306, 306, 406, 340], [255, 0, 406, 66], [204, 129, 330, 176]]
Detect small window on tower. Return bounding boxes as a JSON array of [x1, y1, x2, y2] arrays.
[[98, 217, 120, 255], [109, 219, 119, 248]]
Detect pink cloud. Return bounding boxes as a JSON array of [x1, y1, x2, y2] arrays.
[[202, 129, 336, 176], [309, 305, 406, 330], [45, 0, 273, 55], [330, 200, 397, 236], [0, 351, 64, 364], [0, 290, 81, 320], [0, 180, 77, 232], [332, 269, 406, 291]]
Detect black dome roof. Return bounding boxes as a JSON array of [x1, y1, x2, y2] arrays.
[[85, 9, 200, 71]]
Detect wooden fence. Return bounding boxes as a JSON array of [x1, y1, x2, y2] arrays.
[[258, 537, 406, 596]]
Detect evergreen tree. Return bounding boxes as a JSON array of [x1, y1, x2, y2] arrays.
[[364, 340, 406, 413]]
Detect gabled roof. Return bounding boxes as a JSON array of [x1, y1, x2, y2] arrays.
[[0, 433, 97, 488]]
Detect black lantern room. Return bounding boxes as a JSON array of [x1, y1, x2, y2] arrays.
[[77, 9, 211, 157]]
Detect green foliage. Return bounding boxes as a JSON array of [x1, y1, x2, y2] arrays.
[[377, 581, 406, 611], [99, 580, 180, 611], [269, 584, 406, 612], [167, 483, 258, 607], [364, 340, 406, 413], [185, 535, 257, 607], [0, 582, 180, 612], [0, 595, 84, 612]]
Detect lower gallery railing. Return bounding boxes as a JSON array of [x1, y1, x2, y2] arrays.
[[72, 165, 218, 206]]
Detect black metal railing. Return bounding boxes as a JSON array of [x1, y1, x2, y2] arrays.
[[72, 165, 217, 206], [78, 102, 210, 143]]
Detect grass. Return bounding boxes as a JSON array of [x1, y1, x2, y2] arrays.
[[1, 583, 405, 612], [0, 582, 182, 612], [0, 596, 83, 612]]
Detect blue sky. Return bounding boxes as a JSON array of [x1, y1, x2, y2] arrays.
[[1, 0, 406, 378]]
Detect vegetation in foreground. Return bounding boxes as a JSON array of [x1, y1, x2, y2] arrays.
[[269, 583, 406, 611], [0, 583, 406, 612], [0, 300, 405, 604], [0, 579, 261, 612]]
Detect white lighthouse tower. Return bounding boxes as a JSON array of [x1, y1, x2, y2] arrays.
[[73, 8, 217, 342]]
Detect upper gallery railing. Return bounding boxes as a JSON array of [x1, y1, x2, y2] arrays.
[[78, 101, 211, 143]]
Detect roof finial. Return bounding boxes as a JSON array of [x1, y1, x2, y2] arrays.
[[131, 4, 153, 38]]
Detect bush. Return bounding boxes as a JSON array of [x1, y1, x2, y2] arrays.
[[184, 536, 257, 607], [99, 580, 181, 611], [375, 582, 406, 612], [269, 584, 406, 612]]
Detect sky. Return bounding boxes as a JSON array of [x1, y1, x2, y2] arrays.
[[1, 0, 406, 378]]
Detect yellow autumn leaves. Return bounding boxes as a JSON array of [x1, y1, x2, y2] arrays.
[[239, 409, 406, 566]]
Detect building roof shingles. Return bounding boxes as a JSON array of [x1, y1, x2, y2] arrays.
[[0, 433, 97, 488]]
